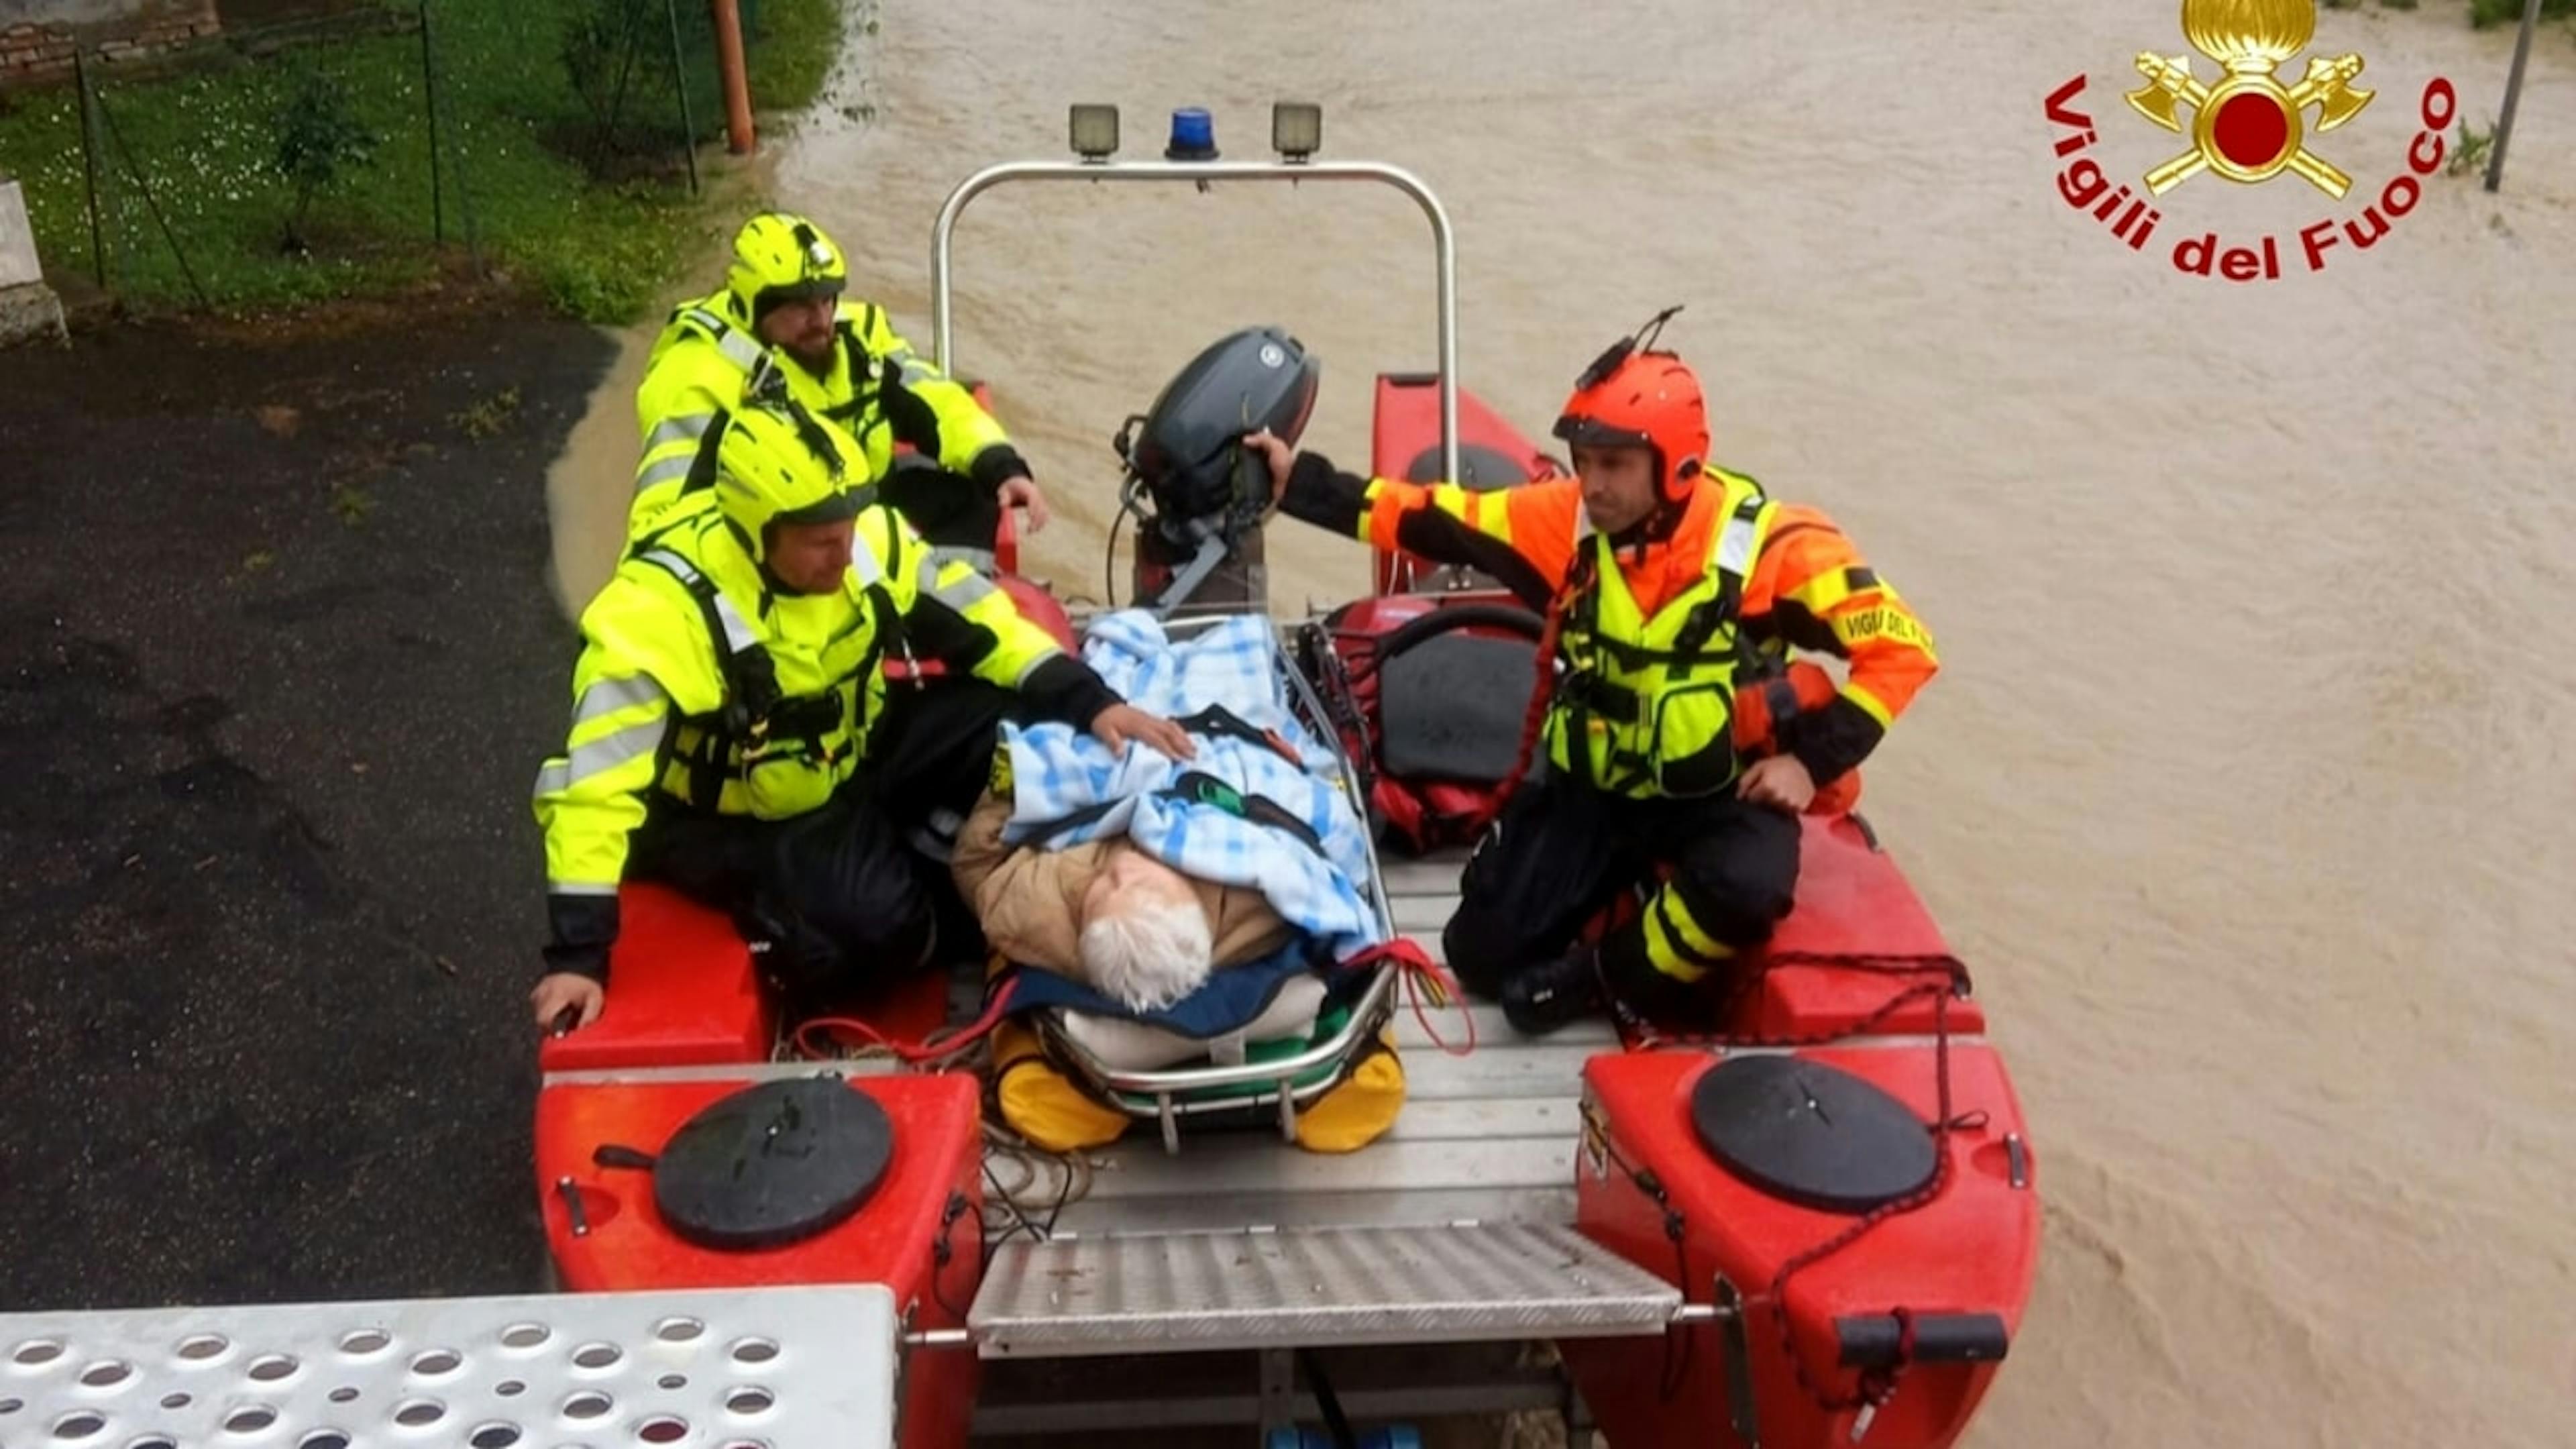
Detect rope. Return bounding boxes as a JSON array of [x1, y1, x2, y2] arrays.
[[1616, 951, 1972, 1055], [1344, 936, 1476, 1057], [791, 974, 1022, 1067], [1459, 588, 1571, 840], [1758, 985, 1979, 1420]]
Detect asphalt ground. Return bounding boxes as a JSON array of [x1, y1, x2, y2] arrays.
[[0, 294, 612, 1310]]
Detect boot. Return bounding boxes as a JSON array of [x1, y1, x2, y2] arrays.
[[1501, 949, 1605, 1036]]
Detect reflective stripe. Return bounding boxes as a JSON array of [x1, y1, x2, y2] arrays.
[[928, 544, 997, 576], [1642, 892, 1731, 984], [1843, 680, 1894, 728], [1785, 558, 1873, 616], [849, 531, 885, 587], [918, 554, 997, 612], [634, 453, 698, 492], [683, 307, 765, 372], [893, 352, 943, 385], [1011, 647, 1059, 687], [574, 674, 665, 728], [642, 548, 702, 582], [644, 413, 714, 453], [534, 761, 569, 796], [1716, 506, 1762, 578], [639, 550, 761, 653], [564, 716, 665, 786], [1656, 888, 1732, 961], [1640, 914, 1710, 984], [547, 881, 621, 897]]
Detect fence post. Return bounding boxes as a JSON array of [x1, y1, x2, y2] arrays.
[[710, 0, 754, 154], [663, 0, 700, 195], [419, 0, 443, 243], [418, 1, 482, 274], [2483, 0, 2546, 193], [72, 49, 108, 290], [95, 89, 209, 308], [590, 0, 649, 176]]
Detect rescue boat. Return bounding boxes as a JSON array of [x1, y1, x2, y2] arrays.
[[0, 106, 2039, 1449], [525, 109, 2041, 1440]]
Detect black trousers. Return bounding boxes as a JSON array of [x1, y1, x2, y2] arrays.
[[1441, 775, 1801, 1019], [627, 676, 1016, 1009]]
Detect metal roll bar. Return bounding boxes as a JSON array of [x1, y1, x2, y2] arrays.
[[930, 156, 1461, 488]]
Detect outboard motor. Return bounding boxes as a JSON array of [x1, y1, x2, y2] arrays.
[[1114, 325, 1321, 616]]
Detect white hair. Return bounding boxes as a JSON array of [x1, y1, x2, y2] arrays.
[[1078, 881, 1215, 1013]]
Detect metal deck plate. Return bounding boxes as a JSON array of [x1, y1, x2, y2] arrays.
[[968, 1222, 1680, 1358], [0, 1285, 897, 1449]]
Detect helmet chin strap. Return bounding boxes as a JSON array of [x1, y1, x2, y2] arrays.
[[720, 517, 804, 599]]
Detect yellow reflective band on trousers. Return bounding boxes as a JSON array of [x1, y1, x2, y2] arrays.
[[1638, 881, 1734, 984], [1544, 474, 1774, 800]]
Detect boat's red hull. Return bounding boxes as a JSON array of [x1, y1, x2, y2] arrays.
[[1563, 820, 2037, 1449], [537, 1071, 985, 1449]]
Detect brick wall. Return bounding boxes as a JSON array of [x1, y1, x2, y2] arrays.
[[1, 0, 222, 89]]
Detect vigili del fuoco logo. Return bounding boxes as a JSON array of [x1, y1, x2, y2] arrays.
[[2044, 0, 2458, 280]]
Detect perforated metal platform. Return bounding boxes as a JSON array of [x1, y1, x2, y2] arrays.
[[0, 1285, 896, 1449], [968, 1221, 1680, 1358]]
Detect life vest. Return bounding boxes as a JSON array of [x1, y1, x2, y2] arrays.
[[1546, 470, 1774, 800], [663, 301, 917, 472], [631, 509, 914, 822]]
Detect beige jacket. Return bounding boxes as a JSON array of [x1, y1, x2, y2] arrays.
[[949, 785, 1294, 977]]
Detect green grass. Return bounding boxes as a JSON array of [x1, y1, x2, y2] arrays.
[[0, 0, 843, 322]]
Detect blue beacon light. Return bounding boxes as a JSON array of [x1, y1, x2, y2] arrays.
[[1165, 107, 1219, 161]]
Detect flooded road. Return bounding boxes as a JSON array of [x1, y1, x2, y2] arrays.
[[550, 3, 2576, 1442]]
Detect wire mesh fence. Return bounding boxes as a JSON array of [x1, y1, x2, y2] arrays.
[[0, 0, 811, 316]]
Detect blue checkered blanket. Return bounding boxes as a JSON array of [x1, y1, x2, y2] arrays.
[[998, 610, 1386, 961]]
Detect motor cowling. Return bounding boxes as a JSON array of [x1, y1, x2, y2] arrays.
[[1120, 325, 1321, 543]]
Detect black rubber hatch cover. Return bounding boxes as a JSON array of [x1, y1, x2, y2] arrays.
[[1690, 1055, 1936, 1215], [653, 1077, 895, 1250]]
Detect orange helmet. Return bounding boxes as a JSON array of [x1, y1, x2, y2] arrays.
[[1552, 305, 1708, 502]]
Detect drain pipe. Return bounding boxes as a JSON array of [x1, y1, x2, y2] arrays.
[[710, 0, 756, 154]]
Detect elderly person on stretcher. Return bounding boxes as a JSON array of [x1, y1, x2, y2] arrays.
[[946, 613, 1409, 1158], [949, 611, 1390, 1013]]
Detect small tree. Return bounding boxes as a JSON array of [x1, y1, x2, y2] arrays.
[[272, 66, 380, 254]]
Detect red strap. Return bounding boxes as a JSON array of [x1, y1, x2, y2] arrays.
[[1342, 937, 1477, 1057], [795, 974, 1020, 1066], [1459, 588, 1569, 840]]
